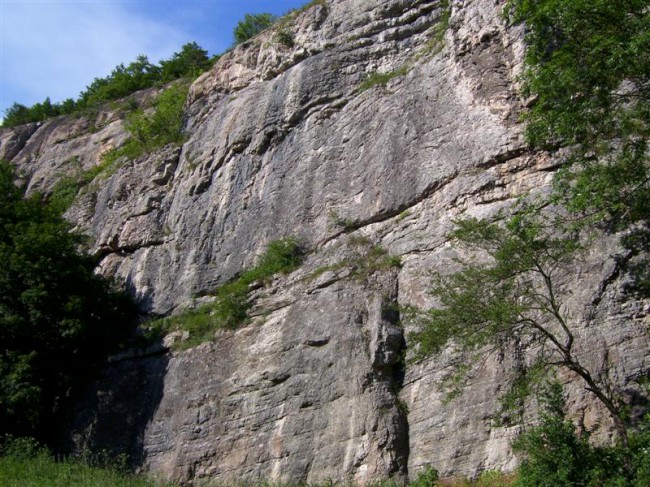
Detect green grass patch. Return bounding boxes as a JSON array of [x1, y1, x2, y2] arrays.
[[328, 209, 356, 231], [359, 65, 410, 92], [145, 237, 305, 350], [397, 209, 413, 221], [415, 0, 451, 60], [0, 455, 164, 487], [0, 437, 517, 487], [436, 471, 517, 486], [348, 244, 402, 279], [0, 438, 170, 487]]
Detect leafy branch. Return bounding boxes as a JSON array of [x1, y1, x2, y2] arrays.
[[409, 208, 631, 447]]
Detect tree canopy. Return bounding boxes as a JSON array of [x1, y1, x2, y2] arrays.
[[507, 0, 650, 232], [233, 13, 277, 45], [1, 42, 213, 128], [159, 42, 213, 82], [0, 161, 136, 443]]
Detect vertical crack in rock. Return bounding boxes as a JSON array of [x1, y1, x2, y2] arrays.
[[366, 271, 410, 480]]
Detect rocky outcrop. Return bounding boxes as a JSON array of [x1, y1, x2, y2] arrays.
[[1, 0, 648, 484]]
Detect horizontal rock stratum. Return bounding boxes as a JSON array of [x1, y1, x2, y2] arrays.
[[1, 0, 648, 484]]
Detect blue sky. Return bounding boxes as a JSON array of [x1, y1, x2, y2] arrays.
[[0, 0, 308, 118]]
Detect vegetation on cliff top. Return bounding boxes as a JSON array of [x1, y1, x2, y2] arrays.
[[233, 13, 278, 45], [1, 42, 213, 128]]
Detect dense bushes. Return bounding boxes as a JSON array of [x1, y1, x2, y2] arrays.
[[514, 383, 650, 487], [0, 161, 136, 444], [1, 42, 212, 128]]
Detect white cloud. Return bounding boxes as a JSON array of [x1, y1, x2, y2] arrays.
[[1, 1, 189, 110]]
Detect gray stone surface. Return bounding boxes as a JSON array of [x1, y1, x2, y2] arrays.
[[1, 0, 648, 484]]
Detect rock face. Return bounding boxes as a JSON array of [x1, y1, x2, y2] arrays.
[[1, 0, 648, 484]]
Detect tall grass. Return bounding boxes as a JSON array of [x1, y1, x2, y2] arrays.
[[0, 456, 167, 487]]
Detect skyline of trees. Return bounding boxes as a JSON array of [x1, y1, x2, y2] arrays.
[[2, 42, 215, 128]]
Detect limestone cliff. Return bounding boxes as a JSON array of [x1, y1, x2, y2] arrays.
[[1, 0, 648, 484]]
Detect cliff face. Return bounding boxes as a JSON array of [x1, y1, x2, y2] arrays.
[[1, 0, 648, 484]]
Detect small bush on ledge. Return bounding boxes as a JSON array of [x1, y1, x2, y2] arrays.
[[358, 65, 410, 92], [145, 237, 304, 350], [305, 236, 402, 283], [102, 82, 189, 165]]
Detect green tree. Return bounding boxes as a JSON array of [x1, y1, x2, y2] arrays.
[[160, 42, 212, 82], [2, 41, 209, 128], [0, 161, 136, 443], [506, 0, 650, 234], [508, 0, 650, 306], [1, 98, 64, 127], [410, 0, 649, 448], [79, 55, 161, 108], [2, 103, 34, 127], [233, 13, 277, 45], [408, 210, 632, 446], [59, 98, 77, 115], [514, 382, 650, 486]]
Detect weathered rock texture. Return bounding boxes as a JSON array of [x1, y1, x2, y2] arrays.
[[1, 0, 648, 484]]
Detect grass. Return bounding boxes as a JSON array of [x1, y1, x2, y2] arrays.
[[415, 0, 451, 60], [1, 438, 516, 487], [346, 235, 402, 279], [328, 209, 356, 231], [0, 438, 171, 487], [397, 210, 413, 221], [144, 237, 305, 350], [349, 244, 402, 279], [437, 471, 517, 486], [358, 65, 410, 92], [0, 452, 518, 487], [353, 1, 450, 96], [0, 455, 170, 487], [275, 29, 295, 47], [48, 156, 122, 211]]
